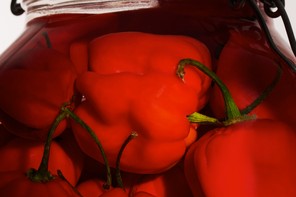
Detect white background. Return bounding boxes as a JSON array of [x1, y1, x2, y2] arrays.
[[0, 0, 295, 55]]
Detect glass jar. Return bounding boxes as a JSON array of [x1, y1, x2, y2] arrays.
[[0, 1, 262, 139], [0, 0, 296, 196]]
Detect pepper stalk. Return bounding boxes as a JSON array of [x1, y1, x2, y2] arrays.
[[177, 58, 255, 126]]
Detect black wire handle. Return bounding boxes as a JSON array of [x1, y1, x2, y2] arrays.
[[11, 0, 25, 16], [267, 0, 296, 56], [262, 0, 285, 18], [231, 0, 296, 72]]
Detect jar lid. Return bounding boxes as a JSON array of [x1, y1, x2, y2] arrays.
[[22, 0, 160, 21]]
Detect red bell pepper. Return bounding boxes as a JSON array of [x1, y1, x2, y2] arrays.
[[0, 107, 82, 196], [185, 119, 296, 197], [71, 32, 212, 173], [178, 58, 296, 197], [0, 171, 81, 197], [0, 137, 83, 186], [209, 29, 296, 127], [0, 48, 77, 140]]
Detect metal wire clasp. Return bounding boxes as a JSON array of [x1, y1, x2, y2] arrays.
[[11, 0, 25, 16], [231, 0, 296, 71], [261, 0, 285, 18]]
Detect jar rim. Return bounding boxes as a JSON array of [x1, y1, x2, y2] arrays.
[[22, 0, 160, 22]]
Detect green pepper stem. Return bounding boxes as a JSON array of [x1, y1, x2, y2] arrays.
[[177, 58, 242, 120], [57, 170, 83, 197], [187, 112, 222, 125], [116, 131, 138, 189], [27, 110, 67, 182], [240, 64, 282, 114], [63, 108, 112, 189]]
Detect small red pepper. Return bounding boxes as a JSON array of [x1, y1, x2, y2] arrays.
[[0, 171, 81, 197], [0, 137, 83, 186], [179, 58, 296, 197], [185, 119, 296, 197], [209, 29, 296, 127], [0, 107, 82, 196], [0, 48, 77, 140]]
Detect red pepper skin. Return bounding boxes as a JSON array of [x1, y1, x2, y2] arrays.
[[0, 124, 14, 147], [76, 179, 106, 197], [131, 164, 194, 197], [0, 171, 80, 197], [209, 30, 296, 127], [78, 164, 195, 197], [54, 129, 85, 184], [0, 48, 77, 140], [71, 32, 211, 173], [0, 137, 83, 186], [134, 192, 156, 197], [69, 40, 89, 75], [184, 119, 296, 197], [99, 188, 128, 197]]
